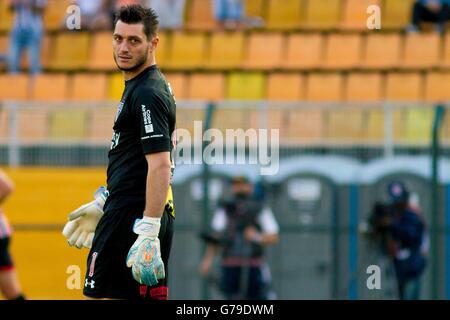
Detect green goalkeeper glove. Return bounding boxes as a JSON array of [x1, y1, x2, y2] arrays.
[[126, 216, 165, 286], [62, 187, 108, 249]]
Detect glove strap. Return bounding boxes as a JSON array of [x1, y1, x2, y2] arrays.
[[94, 186, 109, 209], [133, 216, 161, 238]]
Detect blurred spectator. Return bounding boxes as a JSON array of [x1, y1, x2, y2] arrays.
[[199, 176, 279, 300], [146, 0, 186, 30], [7, 0, 47, 75], [213, 0, 244, 30], [71, 0, 111, 30], [385, 181, 428, 300], [408, 0, 450, 33], [0, 170, 25, 300]]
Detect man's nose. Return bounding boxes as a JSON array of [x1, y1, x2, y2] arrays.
[[118, 41, 130, 54]]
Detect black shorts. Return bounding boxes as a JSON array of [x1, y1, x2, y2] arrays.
[[0, 237, 13, 270], [83, 200, 174, 300]]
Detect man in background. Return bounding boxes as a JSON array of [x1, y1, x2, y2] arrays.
[[200, 176, 279, 300], [0, 170, 25, 300], [7, 0, 47, 74], [408, 0, 450, 32]]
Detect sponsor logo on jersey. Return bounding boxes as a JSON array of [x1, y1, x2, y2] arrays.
[[141, 105, 154, 133]]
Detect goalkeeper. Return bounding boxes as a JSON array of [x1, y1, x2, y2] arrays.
[[62, 4, 176, 300]]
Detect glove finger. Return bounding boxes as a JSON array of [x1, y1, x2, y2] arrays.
[[126, 243, 139, 268], [136, 263, 158, 286], [68, 228, 82, 247], [62, 220, 78, 238], [83, 233, 95, 249], [68, 204, 89, 221], [156, 260, 165, 280], [75, 231, 88, 249]]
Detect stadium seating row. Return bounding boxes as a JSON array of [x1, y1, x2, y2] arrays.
[[0, 71, 449, 102], [0, 0, 418, 32], [1, 31, 449, 72], [0, 102, 447, 144]]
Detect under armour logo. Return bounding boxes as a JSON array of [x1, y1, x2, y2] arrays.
[[85, 279, 95, 289]]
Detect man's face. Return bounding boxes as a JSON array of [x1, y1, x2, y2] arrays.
[[232, 182, 253, 197], [113, 20, 156, 72]]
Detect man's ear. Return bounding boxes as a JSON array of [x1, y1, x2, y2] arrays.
[[150, 36, 160, 52]]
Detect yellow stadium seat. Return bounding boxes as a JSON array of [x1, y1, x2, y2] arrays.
[[243, 33, 285, 70], [266, 0, 303, 30], [385, 73, 423, 102], [176, 107, 205, 136], [31, 74, 69, 101], [267, 73, 304, 101], [89, 32, 116, 71], [68, 73, 107, 101], [166, 32, 207, 70], [425, 72, 450, 103], [49, 109, 88, 141], [0, 0, 13, 32], [346, 73, 383, 102], [89, 107, 116, 143], [442, 34, 450, 68], [246, 0, 265, 18], [186, 0, 216, 30], [327, 108, 365, 142], [0, 73, 29, 100], [282, 34, 324, 69], [227, 72, 265, 100], [366, 109, 385, 143], [212, 108, 250, 133], [40, 34, 52, 70], [188, 73, 225, 101], [323, 34, 362, 69], [306, 73, 343, 102], [165, 73, 189, 100], [362, 33, 401, 69], [156, 31, 169, 68], [401, 33, 441, 69], [108, 73, 124, 101], [206, 32, 245, 69], [341, 0, 381, 30], [287, 109, 324, 143], [249, 109, 284, 132], [0, 33, 8, 53], [0, 107, 8, 140], [44, 0, 70, 31], [16, 107, 48, 143], [304, 0, 341, 29], [404, 108, 433, 143], [383, 0, 415, 30], [50, 32, 90, 70]]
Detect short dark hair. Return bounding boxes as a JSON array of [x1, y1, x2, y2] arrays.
[[114, 4, 159, 40]]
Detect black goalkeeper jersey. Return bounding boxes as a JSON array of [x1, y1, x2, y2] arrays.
[[104, 65, 176, 211]]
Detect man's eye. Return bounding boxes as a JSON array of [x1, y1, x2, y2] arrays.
[[130, 39, 140, 44]]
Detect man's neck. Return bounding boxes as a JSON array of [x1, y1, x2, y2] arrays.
[[123, 60, 156, 81]]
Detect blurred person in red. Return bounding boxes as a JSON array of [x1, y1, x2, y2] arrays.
[[7, 0, 47, 75], [0, 170, 25, 300]]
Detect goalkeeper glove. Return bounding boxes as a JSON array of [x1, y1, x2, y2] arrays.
[[126, 216, 165, 286], [62, 186, 108, 249]]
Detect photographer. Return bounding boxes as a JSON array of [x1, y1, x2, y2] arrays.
[[199, 176, 279, 300], [380, 181, 428, 300]]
